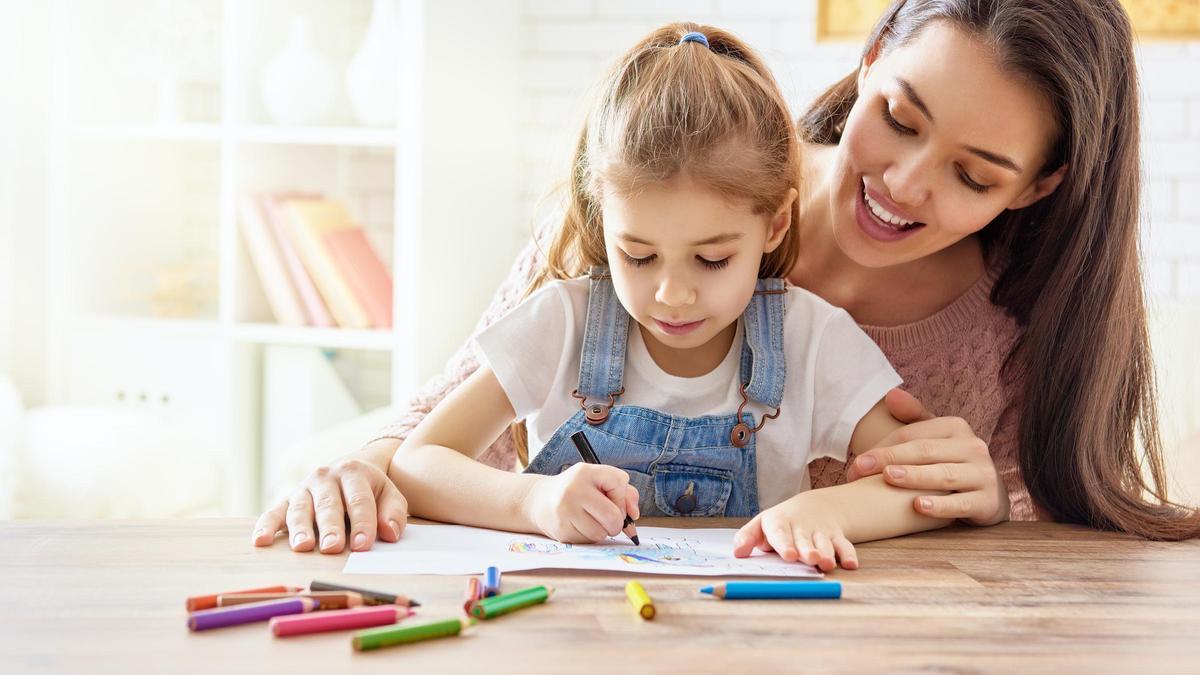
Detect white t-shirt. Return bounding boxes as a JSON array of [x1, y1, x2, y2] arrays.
[[474, 277, 901, 508]]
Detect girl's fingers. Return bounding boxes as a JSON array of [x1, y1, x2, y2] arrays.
[[883, 461, 986, 492], [810, 531, 837, 572], [732, 515, 765, 558], [624, 485, 640, 522], [832, 535, 858, 570], [581, 491, 625, 537], [284, 490, 316, 552], [793, 529, 819, 568], [338, 472, 378, 552], [309, 479, 347, 553], [375, 481, 409, 543], [762, 517, 799, 562], [252, 500, 288, 546]]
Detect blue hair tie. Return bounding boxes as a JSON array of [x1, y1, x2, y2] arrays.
[[679, 31, 709, 48]]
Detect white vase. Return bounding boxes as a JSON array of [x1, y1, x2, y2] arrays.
[[346, 0, 400, 127], [260, 16, 337, 126]]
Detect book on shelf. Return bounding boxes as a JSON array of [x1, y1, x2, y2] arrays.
[[259, 193, 335, 328], [282, 197, 375, 330], [322, 227, 393, 329], [237, 196, 307, 326]]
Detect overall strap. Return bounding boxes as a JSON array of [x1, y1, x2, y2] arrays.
[[737, 278, 787, 409], [575, 266, 630, 401]]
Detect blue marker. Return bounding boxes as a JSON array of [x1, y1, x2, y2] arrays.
[[483, 566, 502, 598], [699, 581, 842, 600]]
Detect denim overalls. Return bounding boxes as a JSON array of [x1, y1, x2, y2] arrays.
[[524, 267, 787, 518]]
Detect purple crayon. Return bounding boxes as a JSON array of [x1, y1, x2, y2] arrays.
[[188, 597, 317, 631]]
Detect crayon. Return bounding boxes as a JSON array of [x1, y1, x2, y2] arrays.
[[463, 577, 482, 613], [570, 431, 639, 545], [483, 566, 501, 598], [218, 591, 363, 610], [270, 606, 412, 637], [699, 581, 842, 600], [352, 617, 474, 651], [625, 580, 655, 619], [185, 585, 302, 612], [309, 580, 419, 608], [467, 585, 553, 620], [188, 597, 317, 631]]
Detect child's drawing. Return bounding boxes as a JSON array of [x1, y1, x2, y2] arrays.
[[508, 536, 716, 567]]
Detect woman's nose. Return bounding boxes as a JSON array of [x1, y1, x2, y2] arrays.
[[883, 150, 933, 209]]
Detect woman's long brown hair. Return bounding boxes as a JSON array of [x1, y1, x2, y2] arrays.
[[510, 22, 802, 466], [800, 0, 1199, 540]]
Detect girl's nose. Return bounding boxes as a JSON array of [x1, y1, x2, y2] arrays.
[[655, 272, 695, 308]]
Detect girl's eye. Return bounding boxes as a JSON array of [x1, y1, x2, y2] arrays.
[[881, 102, 915, 136], [621, 251, 655, 267], [957, 168, 991, 194], [698, 256, 729, 270]]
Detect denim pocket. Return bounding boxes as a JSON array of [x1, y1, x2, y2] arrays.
[[653, 464, 733, 517]]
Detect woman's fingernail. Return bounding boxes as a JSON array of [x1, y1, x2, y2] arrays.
[[353, 532, 367, 550], [292, 531, 307, 546], [887, 466, 907, 479], [919, 497, 933, 511], [857, 456, 876, 471], [321, 533, 338, 550]]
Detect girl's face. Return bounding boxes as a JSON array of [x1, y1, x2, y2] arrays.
[[601, 175, 793, 359], [828, 21, 1066, 268]]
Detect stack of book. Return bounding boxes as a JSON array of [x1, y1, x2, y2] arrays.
[[238, 193, 394, 329]]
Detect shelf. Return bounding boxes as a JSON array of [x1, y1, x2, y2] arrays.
[[71, 123, 225, 143], [233, 125, 399, 148], [70, 314, 224, 338], [232, 323, 396, 351]]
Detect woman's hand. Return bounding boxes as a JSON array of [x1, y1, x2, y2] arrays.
[[251, 447, 410, 553], [846, 389, 1010, 526]]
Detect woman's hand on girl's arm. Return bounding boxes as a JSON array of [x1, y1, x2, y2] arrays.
[[251, 438, 409, 554], [846, 389, 1010, 526]]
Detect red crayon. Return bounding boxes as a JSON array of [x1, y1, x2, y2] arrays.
[[463, 577, 482, 613]]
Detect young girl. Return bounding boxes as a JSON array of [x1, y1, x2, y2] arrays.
[[387, 24, 947, 571]]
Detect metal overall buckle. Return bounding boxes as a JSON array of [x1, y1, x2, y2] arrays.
[[571, 387, 625, 425], [730, 382, 780, 448]]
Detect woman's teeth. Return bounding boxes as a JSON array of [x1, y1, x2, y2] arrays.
[[864, 187, 917, 230]]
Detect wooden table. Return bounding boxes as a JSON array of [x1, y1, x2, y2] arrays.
[[2, 519, 1197, 673]]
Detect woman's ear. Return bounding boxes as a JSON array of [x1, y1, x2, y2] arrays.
[[1008, 164, 1067, 210], [764, 188, 798, 253]]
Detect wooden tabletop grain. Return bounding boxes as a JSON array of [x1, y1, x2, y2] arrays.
[[1, 518, 1197, 674]]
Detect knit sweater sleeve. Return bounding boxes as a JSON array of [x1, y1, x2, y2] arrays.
[[366, 233, 544, 470], [987, 400, 1039, 521]]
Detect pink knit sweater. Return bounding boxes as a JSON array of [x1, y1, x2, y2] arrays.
[[372, 236, 1036, 521]]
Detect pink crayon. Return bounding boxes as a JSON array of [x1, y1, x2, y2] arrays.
[[269, 606, 414, 637], [188, 597, 317, 631]]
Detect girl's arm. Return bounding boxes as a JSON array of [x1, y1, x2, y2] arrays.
[[732, 399, 951, 570], [391, 366, 640, 543]]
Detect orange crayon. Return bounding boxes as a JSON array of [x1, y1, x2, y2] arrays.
[[186, 585, 303, 612]]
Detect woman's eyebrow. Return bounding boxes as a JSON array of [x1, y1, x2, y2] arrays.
[[896, 77, 1023, 174]]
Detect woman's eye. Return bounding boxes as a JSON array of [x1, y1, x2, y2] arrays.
[[881, 102, 916, 136], [621, 251, 655, 267], [957, 168, 991, 194], [698, 256, 729, 270]]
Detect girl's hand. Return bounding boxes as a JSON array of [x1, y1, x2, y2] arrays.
[[522, 463, 640, 544], [731, 491, 856, 572], [846, 389, 1010, 526], [251, 456, 409, 554]]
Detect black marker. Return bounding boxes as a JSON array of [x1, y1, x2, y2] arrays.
[[570, 430, 640, 545]]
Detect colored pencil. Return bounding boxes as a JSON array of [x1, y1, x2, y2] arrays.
[[188, 597, 317, 631], [483, 566, 501, 598], [218, 591, 363, 610], [699, 581, 842, 600], [308, 580, 420, 608], [185, 585, 302, 612], [625, 580, 655, 619], [270, 606, 413, 637], [570, 430, 639, 545], [463, 577, 482, 613], [467, 585, 553, 620], [352, 617, 474, 651]]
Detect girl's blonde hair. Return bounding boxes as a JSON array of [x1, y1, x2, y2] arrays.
[[512, 22, 801, 464]]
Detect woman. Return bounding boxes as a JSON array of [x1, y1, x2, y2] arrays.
[[253, 0, 1199, 555]]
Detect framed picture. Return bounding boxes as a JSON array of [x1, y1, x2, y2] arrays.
[[817, 0, 1200, 42]]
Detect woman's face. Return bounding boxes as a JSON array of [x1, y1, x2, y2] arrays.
[[829, 21, 1065, 268]]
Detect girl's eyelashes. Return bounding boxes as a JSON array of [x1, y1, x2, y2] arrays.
[[881, 100, 994, 194], [621, 250, 655, 267], [698, 256, 729, 270]]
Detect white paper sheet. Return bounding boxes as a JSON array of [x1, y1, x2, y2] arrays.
[[342, 523, 821, 577]]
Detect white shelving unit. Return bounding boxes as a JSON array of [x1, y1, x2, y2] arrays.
[[42, 0, 521, 515]]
